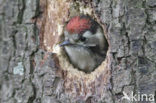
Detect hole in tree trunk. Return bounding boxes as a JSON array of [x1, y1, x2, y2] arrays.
[[60, 15, 109, 73], [37, 0, 111, 101]]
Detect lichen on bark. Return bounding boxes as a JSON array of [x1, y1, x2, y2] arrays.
[[0, 0, 156, 103]]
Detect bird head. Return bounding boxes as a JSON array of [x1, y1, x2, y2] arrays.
[[60, 15, 105, 50], [59, 15, 108, 73]]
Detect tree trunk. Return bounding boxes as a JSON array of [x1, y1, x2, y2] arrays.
[[0, 0, 156, 103]]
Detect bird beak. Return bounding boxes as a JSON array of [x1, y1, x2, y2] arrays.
[[60, 40, 71, 46]]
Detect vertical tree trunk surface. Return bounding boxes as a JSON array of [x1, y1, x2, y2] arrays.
[[0, 0, 156, 103]]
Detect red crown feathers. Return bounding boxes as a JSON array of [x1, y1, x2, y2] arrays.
[[66, 16, 91, 34]]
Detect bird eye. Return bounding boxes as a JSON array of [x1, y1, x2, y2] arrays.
[[80, 36, 86, 41]]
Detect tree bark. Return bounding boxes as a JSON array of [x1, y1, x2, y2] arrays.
[[0, 0, 156, 103]]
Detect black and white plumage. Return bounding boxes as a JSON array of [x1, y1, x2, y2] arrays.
[[60, 15, 108, 73]]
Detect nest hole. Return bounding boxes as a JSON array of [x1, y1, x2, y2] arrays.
[[37, 0, 111, 100], [59, 24, 109, 74], [53, 16, 110, 80]]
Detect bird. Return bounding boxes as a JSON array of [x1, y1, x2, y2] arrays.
[[60, 15, 108, 73]]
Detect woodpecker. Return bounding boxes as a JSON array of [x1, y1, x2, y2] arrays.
[[60, 15, 108, 73]]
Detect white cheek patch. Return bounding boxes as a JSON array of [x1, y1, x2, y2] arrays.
[[82, 31, 98, 46], [95, 28, 105, 50], [83, 31, 93, 38]]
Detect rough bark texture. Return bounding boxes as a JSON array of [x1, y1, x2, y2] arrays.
[[0, 0, 156, 103]]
